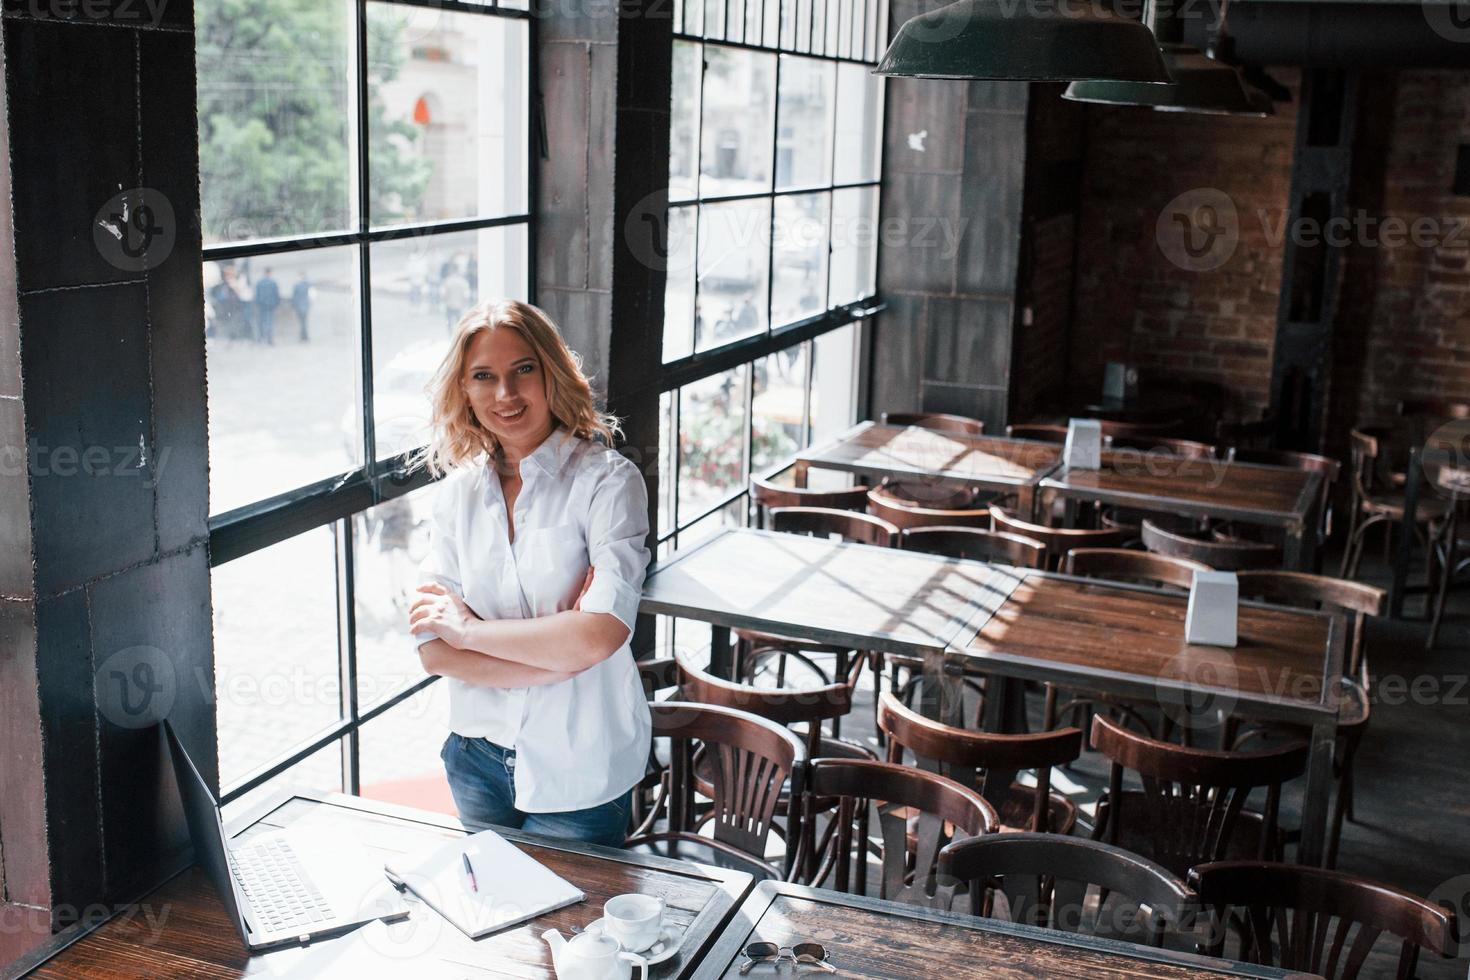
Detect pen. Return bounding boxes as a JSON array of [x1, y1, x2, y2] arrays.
[[462, 851, 479, 893]]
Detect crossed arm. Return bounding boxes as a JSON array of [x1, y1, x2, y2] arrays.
[[410, 570, 632, 687]]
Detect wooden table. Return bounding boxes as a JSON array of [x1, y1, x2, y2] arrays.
[[793, 421, 1063, 519], [691, 880, 1309, 979], [948, 571, 1344, 867], [1039, 451, 1323, 569], [640, 526, 1023, 711], [17, 793, 754, 979]]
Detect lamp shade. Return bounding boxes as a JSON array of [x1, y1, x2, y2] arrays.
[[1062, 45, 1272, 115], [874, 0, 1173, 82]]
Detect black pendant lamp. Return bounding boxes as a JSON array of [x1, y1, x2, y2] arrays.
[[1062, 0, 1272, 115], [874, 0, 1172, 83]]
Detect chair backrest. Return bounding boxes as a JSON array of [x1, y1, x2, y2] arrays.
[[1064, 546, 1213, 591], [647, 701, 806, 868], [877, 693, 1079, 832], [675, 650, 858, 759], [1096, 418, 1183, 438], [1005, 424, 1069, 444], [750, 474, 869, 528], [941, 834, 1196, 948], [1091, 714, 1308, 878], [1234, 571, 1385, 680], [1347, 427, 1388, 499], [805, 758, 997, 906], [1109, 436, 1221, 460], [637, 657, 678, 699], [867, 485, 990, 530], [1189, 861, 1457, 980], [771, 506, 899, 547], [881, 411, 986, 436], [900, 526, 1047, 568], [1232, 448, 1341, 538], [1141, 519, 1281, 572], [990, 506, 1124, 571]]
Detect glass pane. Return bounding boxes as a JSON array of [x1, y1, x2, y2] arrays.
[[353, 483, 443, 713], [872, 0, 888, 62], [771, 192, 830, 326], [810, 323, 857, 447], [684, 0, 704, 36], [834, 62, 883, 185], [222, 741, 342, 825], [752, 344, 807, 474], [358, 684, 455, 815], [663, 206, 699, 363], [369, 224, 529, 460], [670, 42, 703, 203], [830, 186, 878, 306], [775, 56, 835, 191], [196, 0, 354, 245], [700, 47, 776, 198], [696, 198, 772, 351], [206, 248, 362, 515], [704, 0, 723, 41], [658, 390, 677, 536], [213, 525, 343, 790], [679, 497, 744, 549], [763, 0, 780, 48], [678, 366, 749, 523], [780, 0, 796, 49], [367, 6, 529, 227]]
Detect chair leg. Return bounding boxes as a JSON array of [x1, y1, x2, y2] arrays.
[[1428, 519, 1456, 650], [1339, 505, 1362, 578]]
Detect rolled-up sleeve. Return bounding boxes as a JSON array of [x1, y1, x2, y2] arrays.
[[577, 455, 651, 634], [413, 481, 464, 650]]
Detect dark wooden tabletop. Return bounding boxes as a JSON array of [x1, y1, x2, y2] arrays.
[[796, 422, 1063, 488], [691, 880, 1313, 979], [640, 527, 1028, 659], [954, 571, 1342, 725], [20, 793, 754, 979], [1041, 451, 1320, 527]]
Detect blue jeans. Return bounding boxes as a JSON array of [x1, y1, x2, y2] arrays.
[[440, 733, 631, 848]]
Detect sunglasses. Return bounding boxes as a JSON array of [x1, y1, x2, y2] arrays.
[[738, 941, 836, 974]]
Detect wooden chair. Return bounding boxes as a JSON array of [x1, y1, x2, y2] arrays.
[[750, 473, 868, 529], [1108, 435, 1221, 460], [1090, 715, 1308, 879], [941, 834, 1197, 948], [881, 411, 986, 436], [771, 506, 899, 547], [901, 526, 1047, 568], [624, 701, 806, 880], [878, 693, 1081, 834], [1190, 861, 1457, 980], [1005, 423, 1069, 444], [867, 484, 990, 530], [1063, 547, 1212, 590], [801, 758, 997, 907], [1234, 571, 1384, 684], [1141, 518, 1282, 572], [1340, 428, 1448, 580], [1231, 448, 1340, 543], [991, 506, 1124, 571], [1096, 417, 1184, 439]]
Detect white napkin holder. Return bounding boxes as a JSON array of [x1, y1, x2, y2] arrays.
[[1186, 571, 1238, 647], [1063, 418, 1103, 470]]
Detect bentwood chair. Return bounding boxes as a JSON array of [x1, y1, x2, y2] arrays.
[[749, 473, 868, 529], [942, 834, 1197, 948], [1340, 428, 1449, 581], [1063, 547, 1212, 590], [1090, 715, 1308, 879], [801, 758, 997, 908], [900, 526, 1047, 568], [624, 701, 806, 880], [1227, 448, 1340, 565], [1005, 423, 1070, 444], [867, 484, 991, 530], [881, 411, 986, 436], [1191, 861, 1457, 980], [1141, 518, 1282, 572], [1108, 435, 1221, 460], [878, 693, 1080, 834], [990, 506, 1124, 571]]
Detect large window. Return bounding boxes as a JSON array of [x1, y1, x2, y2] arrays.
[[197, 0, 531, 812], [658, 0, 885, 657]]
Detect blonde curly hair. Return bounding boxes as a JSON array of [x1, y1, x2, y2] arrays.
[[419, 299, 620, 476]]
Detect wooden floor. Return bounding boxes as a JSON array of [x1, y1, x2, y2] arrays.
[[828, 544, 1470, 980]]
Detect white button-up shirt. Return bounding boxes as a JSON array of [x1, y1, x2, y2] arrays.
[[413, 426, 652, 813]]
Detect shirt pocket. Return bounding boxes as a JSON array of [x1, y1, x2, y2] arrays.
[[516, 523, 590, 612]]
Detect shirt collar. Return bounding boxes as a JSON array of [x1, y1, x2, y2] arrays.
[[521, 424, 578, 478]]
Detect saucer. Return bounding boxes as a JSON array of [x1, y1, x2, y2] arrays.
[[582, 918, 685, 964]]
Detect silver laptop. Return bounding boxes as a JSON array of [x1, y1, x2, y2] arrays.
[[164, 721, 409, 951]]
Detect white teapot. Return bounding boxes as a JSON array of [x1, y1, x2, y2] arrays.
[[543, 929, 649, 980]]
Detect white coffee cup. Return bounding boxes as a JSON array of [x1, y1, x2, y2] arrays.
[[603, 893, 664, 952]]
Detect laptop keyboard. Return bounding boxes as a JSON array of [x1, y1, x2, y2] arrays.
[[230, 836, 337, 935]]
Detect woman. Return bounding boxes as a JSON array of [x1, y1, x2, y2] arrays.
[[407, 299, 651, 847]]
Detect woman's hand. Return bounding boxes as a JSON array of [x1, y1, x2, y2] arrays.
[[409, 583, 479, 649]]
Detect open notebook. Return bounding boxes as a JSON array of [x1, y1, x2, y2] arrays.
[[383, 828, 586, 939]]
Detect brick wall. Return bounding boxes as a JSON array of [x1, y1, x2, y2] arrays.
[[1068, 70, 1302, 422], [1335, 71, 1470, 441]]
